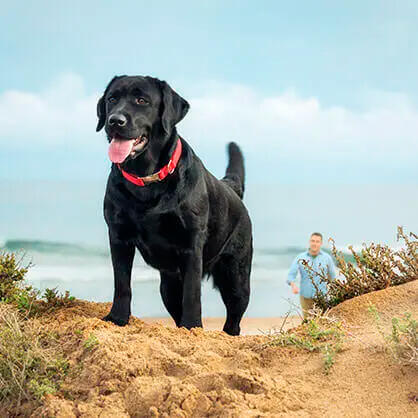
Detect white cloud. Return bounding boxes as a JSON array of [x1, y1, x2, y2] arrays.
[[0, 74, 417, 165], [180, 83, 418, 161], [0, 73, 98, 149]]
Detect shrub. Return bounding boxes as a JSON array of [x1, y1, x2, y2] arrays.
[[0, 250, 75, 315], [0, 252, 28, 292], [41, 287, 75, 311], [302, 227, 417, 310], [0, 251, 38, 313]]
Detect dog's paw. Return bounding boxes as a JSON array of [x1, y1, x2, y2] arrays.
[[223, 325, 241, 336], [179, 319, 203, 330], [102, 313, 129, 326]]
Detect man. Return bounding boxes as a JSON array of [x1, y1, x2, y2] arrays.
[[287, 232, 337, 319]]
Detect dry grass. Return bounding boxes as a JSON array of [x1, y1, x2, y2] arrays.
[[0, 305, 69, 409], [369, 304, 417, 367], [0, 250, 75, 411], [262, 308, 345, 374]]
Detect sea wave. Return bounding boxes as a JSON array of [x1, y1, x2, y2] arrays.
[[1, 239, 108, 257], [2, 238, 356, 263], [255, 246, 306, 256], [255, 246, 354, 260]]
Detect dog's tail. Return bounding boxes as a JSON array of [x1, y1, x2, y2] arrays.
[[222, 142, 245, 199]]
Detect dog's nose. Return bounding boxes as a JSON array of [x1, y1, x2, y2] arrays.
[[108, 114, 127, 127]]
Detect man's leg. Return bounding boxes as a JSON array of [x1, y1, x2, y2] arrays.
[[300, 295, 314, 320]]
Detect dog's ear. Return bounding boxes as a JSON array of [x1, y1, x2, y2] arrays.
[[159, 80, 190, 135], [96, 96, 106, 132], [96, 76, 124, 132]]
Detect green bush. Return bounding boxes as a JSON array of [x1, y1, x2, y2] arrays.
[[0, 251, 38, 312], [43, 287, 75, 310], [0, 250, 75, 316]]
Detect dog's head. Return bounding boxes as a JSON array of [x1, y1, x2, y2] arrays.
[[96, 76, 189, 164]]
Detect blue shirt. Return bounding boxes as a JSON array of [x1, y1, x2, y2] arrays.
[[286, 250, 337, 298]]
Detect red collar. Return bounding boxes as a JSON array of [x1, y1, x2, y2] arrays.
[[117, 138, 182, 187]]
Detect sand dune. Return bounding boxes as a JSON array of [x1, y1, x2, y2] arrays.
[[3, 281, 416, 417], [142, 316, 303, 336]]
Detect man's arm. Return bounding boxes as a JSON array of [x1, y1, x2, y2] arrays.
[[287, 256, 300, 294]]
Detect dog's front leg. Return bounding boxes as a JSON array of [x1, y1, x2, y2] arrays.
[[179, 249, 203, 330], [103, 234, 135, 326]]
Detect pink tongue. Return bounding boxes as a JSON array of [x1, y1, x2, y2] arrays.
[[108, 138, 135, 163]]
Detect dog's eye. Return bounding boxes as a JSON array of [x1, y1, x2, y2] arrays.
[[136, 97, 148, 105], [108, 97, 117, 104]]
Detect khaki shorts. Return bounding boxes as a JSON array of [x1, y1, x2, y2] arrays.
[[300, 295, 315, 319]]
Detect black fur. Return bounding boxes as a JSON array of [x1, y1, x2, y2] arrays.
[[97, 75, 252, 335]]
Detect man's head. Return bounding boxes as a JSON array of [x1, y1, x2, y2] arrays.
[[309, 232, 323, 255], [96, 75, 189, 165]]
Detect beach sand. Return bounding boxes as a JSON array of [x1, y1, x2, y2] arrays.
[[3, 280, 416, 417], [142, 315, 302, 335]]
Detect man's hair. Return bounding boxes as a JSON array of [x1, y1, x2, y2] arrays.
[[311, 232, 323, 240]]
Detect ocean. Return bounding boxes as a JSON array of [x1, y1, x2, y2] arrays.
[[1, 180, 417, 318]]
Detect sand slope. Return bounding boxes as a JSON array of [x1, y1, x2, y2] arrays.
[[141, 316, 303, 336], [6, 281, 417, 417]]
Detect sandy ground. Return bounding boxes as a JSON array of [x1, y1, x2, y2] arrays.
[[142, 316, 303, 336], [1, 280, 417, 417]]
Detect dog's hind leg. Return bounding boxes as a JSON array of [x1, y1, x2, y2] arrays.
[[160, 271, 183, 327], [212, 254, 251, 336]]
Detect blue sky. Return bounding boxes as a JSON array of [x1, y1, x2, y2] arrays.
[[1, 0, 417, 183]]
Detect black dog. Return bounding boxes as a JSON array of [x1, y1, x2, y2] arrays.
[[96, 75, 252, 335]]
